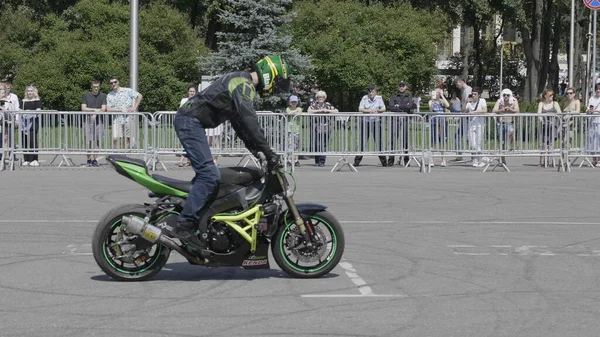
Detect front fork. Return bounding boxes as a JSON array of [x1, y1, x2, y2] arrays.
[[275, 172, 314, 247]]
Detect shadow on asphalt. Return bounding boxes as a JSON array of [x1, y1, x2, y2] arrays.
[[90, 262, 340, 282]]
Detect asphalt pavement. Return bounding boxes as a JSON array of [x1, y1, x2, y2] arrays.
[[1, 154, 599, 336]]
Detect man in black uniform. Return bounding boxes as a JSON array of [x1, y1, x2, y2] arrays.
[[171, 55, 290, 250], [388, 81, 414, 166]]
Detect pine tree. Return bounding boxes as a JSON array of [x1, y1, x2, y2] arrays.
[[199, 0, 312, 109]]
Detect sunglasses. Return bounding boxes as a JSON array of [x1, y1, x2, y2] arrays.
[[503, 94, 510, 97]]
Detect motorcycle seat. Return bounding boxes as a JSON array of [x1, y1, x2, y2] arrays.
[[152, 166, 263, 193], [152, 174, 192, 192]]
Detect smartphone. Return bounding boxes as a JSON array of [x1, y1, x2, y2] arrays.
[[468, 94, 473, 98]]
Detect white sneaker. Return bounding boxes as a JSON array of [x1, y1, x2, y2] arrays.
[[22, 161, 30, 166], [441, 160, 447, 167], [472, 161, 479, 167], [30, 160, 39, 167], [429, 159, 435, 167]]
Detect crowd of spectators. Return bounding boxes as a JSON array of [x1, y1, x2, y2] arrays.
[[282, 77, 598, 168], [0, 77, 142, 167], [1, 75, 600, 169]]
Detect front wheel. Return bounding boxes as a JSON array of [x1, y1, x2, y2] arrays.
[[92, 204, 170, 281], [272, 210, 345, 278]]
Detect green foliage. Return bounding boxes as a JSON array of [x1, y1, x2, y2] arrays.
[[290, 0, 447, 111], [199, 0, 313, 110], [1, 0, 209, 112]]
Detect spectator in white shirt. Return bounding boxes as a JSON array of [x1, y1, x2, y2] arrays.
[[465, 87, 488, 167]]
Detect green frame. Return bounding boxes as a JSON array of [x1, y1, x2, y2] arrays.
[[211, 205, 264, 253]]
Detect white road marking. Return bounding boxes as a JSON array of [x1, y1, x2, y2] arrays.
[[449, 244, 600, 257], [339, 220, 600, 225], [338, 260, 373, 296], [301, 294, 407, 298], [302, 259, 405, 298]]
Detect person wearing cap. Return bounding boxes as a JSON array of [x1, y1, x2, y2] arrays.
[[307, 84, 320, 107], [388, 81, 414, 166], [492, 88, 520, 165], [290, 83, 304, 108], [354, 85, 387, 166], [285, 95, 303, 167]]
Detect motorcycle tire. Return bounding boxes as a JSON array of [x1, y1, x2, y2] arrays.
[[92, 204, 170, 281], [272, 210, 345, 278]]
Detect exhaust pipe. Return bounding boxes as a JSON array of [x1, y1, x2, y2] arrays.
[[122, 215, 204, 265]]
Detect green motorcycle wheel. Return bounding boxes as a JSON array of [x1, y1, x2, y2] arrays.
[[92, 204, 170, 281], [272, 210, 345, 278]]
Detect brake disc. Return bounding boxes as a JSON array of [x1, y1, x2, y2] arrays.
[[285, 225, 328, 263]]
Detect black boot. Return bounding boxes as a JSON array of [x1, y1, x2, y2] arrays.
[[353, 156, 363, 166], [168, 221, 205, 252], [387, 157, 395, 166], [379, 156, 388, 167]]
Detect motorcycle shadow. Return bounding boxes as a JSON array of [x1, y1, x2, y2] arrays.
[[91, 262, 341, 282]]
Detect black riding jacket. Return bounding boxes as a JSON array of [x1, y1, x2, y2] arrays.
[[177, 71, 276, 160]]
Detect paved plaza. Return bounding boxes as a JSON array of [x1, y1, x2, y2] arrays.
[[1, 154, 600, 336]]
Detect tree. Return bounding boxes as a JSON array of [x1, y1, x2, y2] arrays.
[[1, 0, 209, 112], [290, 0, 447, 111], [199, 0, 313, 109]]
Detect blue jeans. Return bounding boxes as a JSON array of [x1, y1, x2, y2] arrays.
[[173, 114, 220, 224]]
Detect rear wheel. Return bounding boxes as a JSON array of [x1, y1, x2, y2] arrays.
[[92, 204, 170, 281], [272, 210, 344, 278]]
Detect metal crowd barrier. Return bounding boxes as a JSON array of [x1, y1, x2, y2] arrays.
[[563, 113, 600, 171], [149, 111, 288, 170], [1, 110, 599, 173], [1, 111, 11, 171], [2, 110, 150, 170], [290, 113, 425, 172], [426, 113, 564, 172]]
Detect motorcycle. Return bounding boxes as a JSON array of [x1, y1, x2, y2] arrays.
[[91, 153, 345, 281]]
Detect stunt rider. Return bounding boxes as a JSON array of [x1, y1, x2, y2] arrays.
[[170, 55, 290, 251]]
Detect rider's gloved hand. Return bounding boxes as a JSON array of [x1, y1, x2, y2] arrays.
[[267, 154, 283, 171]]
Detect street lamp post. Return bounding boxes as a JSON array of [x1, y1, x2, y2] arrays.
[[130, 0, 139, 92], [569, 0, 575, 88], [499, 38, 504, 92]]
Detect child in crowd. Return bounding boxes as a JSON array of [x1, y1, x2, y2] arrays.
[[285, 95, 303, 167]]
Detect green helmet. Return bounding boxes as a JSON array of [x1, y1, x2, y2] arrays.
[[255, 55, 291, 95]]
